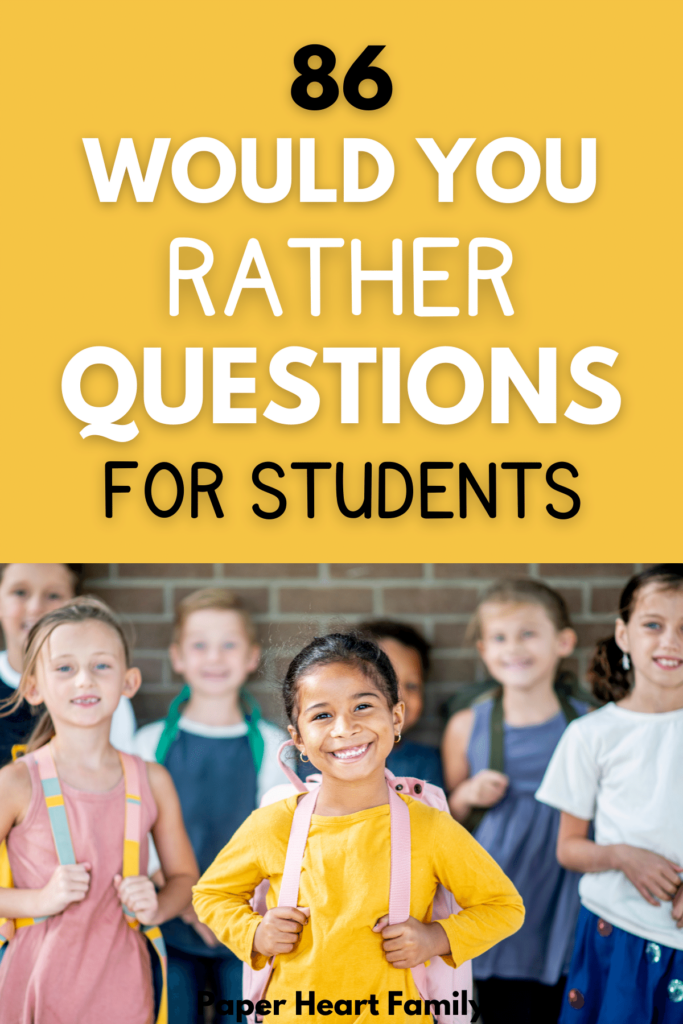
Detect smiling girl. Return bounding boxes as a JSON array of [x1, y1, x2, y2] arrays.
[[441, 580, 588, 1024], [192, 633, 523, 1024], [0, 598, 198, 1024], [537, 565, 683, 1023]]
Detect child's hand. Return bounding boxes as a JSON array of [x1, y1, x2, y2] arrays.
[[114, 873, 159, 926], [613, 846, 683, 906], [39, 863, 91, 916], [253, 906, 309, 957], [673, 884, 683, 928], [373, 915, 450, 969], [465, 769, 509, 809], [181, 903, 220, 948]]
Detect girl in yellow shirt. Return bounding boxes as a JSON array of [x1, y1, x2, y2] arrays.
[[193, 633, 524, 1023]]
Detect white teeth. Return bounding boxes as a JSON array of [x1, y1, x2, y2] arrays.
[[332, 745, 368, 760], [657, 658, 680, 667]]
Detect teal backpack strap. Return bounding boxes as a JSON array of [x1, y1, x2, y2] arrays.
[[154, 685, 191, 764], [464, 688, 503, 834], [240, 691, 264, 774]]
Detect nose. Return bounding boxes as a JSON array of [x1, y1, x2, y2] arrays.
[[330, 711, 358, 737]]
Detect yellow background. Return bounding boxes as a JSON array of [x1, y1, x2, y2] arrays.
[[2, 1, 679, 561]]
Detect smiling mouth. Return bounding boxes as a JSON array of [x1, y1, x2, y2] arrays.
[[654, 657, 683, 669], [330, 743, 370, 762], [71, 696, 100, 706]]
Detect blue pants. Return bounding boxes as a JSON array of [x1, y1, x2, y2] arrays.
[[558, 905, 683, 1023], [167, 945, 243, 1024]]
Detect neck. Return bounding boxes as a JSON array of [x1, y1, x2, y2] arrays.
[[618, 676, 683, 714], [6, 639, 25, 674], [49, 721, 115, 769], [183, 688, 244, 726], [315, 766, 390, 816], [501, 675, 561, 726]]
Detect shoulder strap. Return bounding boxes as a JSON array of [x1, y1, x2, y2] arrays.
[[278, 788, 318, 907], [557, 691, 579, 724], [154, 685, 191, 764], [119, 752, 143, 880], [33, 744, 76, 865], [464, 690, 503, 834]]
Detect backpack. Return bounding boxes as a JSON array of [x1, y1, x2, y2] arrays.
[[243, 740, 472, 1024], [0, 744, 168, 1024]]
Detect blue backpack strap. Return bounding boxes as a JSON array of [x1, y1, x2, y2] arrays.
[[154, 685, 191, 764]]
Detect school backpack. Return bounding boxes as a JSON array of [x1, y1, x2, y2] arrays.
[[0, 743, 168, 1024], [243, 740, 472, 1024]]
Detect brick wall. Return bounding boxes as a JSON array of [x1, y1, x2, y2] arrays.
[[81, 563, 644, 745]]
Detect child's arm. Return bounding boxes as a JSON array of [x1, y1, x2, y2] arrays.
[[441, 709, 508, 822], [115, 762, 198, 927], [0, 761, 92, 920], [557, 812, 683, 908]]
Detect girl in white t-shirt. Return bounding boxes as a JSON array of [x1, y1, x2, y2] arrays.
[[536, 564, 683, 1024]]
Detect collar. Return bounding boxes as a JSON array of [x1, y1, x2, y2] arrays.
[[178, 715, 249, 739], [0, 651, 21, 690]]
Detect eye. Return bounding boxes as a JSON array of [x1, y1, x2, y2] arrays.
[[312, 711, 332, 721], [56, 665, 71, 673], [521, 630, 536, 639], [95, 662, 113, 671], [644, 621, 661, 630], [493, 633, 505, 643], [223, 642, 237, 650], [192, 642, 206, 650], [48, 591, 65, 602], [354, 702, 373, 712], [12, 588, 28, 598], [404, 682, 420, 693]]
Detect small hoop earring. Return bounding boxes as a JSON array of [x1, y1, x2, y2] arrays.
[[394, 733, 401, 744], [299, 751, 309, 763], [621, 652, 631, 671]]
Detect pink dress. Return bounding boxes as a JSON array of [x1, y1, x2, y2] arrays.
[[0, 752, 157, 1024]]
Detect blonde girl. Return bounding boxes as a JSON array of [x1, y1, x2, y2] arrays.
[[0, 598, 198, 1024]]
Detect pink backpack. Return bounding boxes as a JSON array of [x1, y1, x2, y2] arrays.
[[244, 741, 472, 1024]]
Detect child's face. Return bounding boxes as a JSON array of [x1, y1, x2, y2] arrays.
[[378, 638, 424, 733], [25, 621, 140, 728], [0, 564, 75, 653], [616, 584, 683, 694], [477, 601, 576, 691], [290, 663, 404, 782], [170, 609, 260, 698]]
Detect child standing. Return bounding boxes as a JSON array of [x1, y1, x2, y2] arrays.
[[536, 565, 683, 1023], [0, 598, 197, 1024], [133, 589, 289, 1024], [0, 563, 136, 764], [441, 579, 587, 1024], [193, 633, 524, 1023]]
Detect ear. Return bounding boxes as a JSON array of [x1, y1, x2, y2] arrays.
[[287, 722, 304, 755], [476, 639, 485, 659], [23, 674, 45, 708], [246, 643, 261, 675], [557, 628, 578, 657], [392, 700, 405, 734], [169, 643, 184, 675], [122, 666, 142, 700], [614, 618, 629, 654]]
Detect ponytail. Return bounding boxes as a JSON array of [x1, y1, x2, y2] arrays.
[[587, 637, 631, 703]]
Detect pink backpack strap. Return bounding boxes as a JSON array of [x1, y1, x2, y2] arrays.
[[276, 740, 309, 794], [278, 788, 318, 906], [388, 787, 412, 925]]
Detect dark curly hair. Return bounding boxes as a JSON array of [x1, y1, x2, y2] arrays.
[[587, 564, 683, 702], [283, 632, 399, 730], [356, 619, 431, 675]]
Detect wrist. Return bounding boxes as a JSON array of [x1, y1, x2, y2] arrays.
[[608, 844, 626, 871], [427, 921, 451, 959]]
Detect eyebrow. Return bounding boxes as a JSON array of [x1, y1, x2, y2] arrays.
[[304, 691, 380, 713]]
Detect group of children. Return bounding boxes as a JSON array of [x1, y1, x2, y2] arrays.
[[0, 562, 681, 1024]]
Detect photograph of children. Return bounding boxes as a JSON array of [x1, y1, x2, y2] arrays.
[[0, 563, 681, 1024]]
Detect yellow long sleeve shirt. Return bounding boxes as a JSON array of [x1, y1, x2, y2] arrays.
[[193, 794, 524, 1023]]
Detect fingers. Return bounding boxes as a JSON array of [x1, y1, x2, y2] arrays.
[[635, 883, 660, 907], [271, 906, 309, 926], [372, 914, 390, 933]]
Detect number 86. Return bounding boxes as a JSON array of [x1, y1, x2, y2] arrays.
[[291, 45, 392, 111]]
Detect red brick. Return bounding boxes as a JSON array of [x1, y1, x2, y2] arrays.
[[329, 564, 423, 579], [430, 658, 479, 683], [91, 586, 164, 614], [119, 564, 214, 578], [132, 655, 166, 686], [554, 587, 583, 614], [130, 622, 174, 650], [591, 587, 623, 613], [384, 588, 479, 615], [434, 564, 529, 579], [257, 621, 321, 649], [220, 564, 318, 578], [575, 622, 616, 648], [279, 588, 373, 614], [82, 564, 110, 581], [172, 586, 269, 614], [539, 564, 634, 578], [432, 623, 472, 648]]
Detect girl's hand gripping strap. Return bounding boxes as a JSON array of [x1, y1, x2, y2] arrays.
[[386, 786, 430, 998], [119, 752, 168, 1024]]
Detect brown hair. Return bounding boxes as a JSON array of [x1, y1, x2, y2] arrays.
[[0, 564, 84, 595], [468, 579, 573, 642], [173, 588, 257, 644], [0, 597, 131, 752], [588, 564, 683, 702]]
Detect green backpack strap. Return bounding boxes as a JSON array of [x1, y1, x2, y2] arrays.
[[464, 685, 578, 833], [154, 685, 265, 774]]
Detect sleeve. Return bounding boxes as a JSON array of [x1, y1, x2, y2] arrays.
[[429, 810, 525, 966], [192, 809, 273, 969], [535, 719, 599, 821]]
